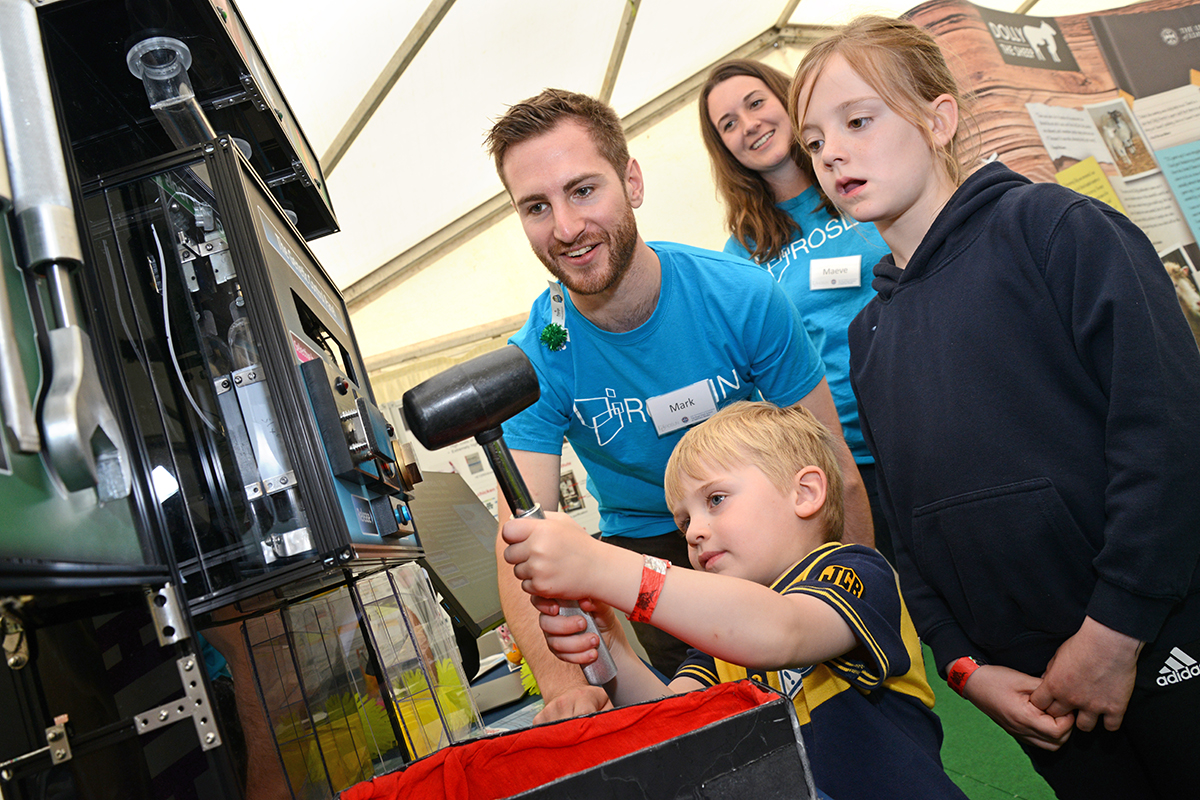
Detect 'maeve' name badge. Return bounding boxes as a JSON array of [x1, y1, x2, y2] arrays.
[[810, 255, 861, 290], [646, 380, 718, 437]]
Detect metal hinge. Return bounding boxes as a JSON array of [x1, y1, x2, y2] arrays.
[[146, 583, 188, 646]]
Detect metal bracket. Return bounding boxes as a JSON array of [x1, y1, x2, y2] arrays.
[[266, 159, 310, 189], [209, 74, 268, 113], [134, 656, 222, 751], [261, 469, 296, 495], [231, 365, 264, 387], [176, 230, 229, 262], [146, 583, 188, 646]]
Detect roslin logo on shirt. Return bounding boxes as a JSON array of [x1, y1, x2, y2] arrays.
[[818, 564, 864, 597], [572, 370, 746, 447]]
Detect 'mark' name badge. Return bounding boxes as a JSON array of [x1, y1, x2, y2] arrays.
[[646, 380, 718, 437], [810, 255, 861, 290]]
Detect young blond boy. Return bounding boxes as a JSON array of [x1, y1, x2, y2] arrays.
[[502, 401, 966, 799]]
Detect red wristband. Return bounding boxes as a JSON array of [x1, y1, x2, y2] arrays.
[[627, 555, 670, 623], [947, 656, 985, 696]]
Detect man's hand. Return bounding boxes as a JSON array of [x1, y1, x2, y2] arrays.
[[962, 664, 1075, 751], [1029, 616, 1143, 732], [533, 685, 612, 724], [532, 595, 623, 666]]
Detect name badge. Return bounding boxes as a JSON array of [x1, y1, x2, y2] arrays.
[[810, 255, 861, 290], [646, 380, 718, 437]]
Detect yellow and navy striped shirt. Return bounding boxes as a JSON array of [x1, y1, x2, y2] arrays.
[[676, 543, 965, 799]]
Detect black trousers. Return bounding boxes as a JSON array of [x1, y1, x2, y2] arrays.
[[603, 531, 693, 679], [1019, 635, 1200, 799]]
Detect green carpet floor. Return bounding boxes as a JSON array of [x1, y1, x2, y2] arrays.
[[924, 646, 1055, 799]]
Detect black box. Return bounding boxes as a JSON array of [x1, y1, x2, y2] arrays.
[[340, 680, 816, 800]]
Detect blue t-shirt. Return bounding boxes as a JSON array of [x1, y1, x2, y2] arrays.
[[724, 187, 888, 463], [505, 241, 824, 539], [678, 544, 964, 800]]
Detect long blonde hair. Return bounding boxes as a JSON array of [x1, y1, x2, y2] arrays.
[[699, 60, 836, 263], [790, 16, 975, 187]]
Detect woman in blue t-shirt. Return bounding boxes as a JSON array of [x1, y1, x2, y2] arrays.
[[699, 59, 893, 563]]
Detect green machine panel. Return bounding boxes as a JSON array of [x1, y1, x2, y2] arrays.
[[0, 149, 148, 577]]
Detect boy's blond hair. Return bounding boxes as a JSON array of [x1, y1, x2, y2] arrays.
[[664, 401, 845, 542]]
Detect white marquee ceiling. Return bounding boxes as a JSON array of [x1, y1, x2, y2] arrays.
[[233, 0, 1135, 304]]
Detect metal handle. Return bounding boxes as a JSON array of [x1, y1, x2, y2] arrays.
[[513, 503, 618, 685], [493, 446, 618, 686]]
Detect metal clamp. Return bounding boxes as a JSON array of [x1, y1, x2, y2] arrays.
[[134, 656, 221, 751], [44, 724, 70, 765], [260, 526, 313, 563], [0, 719, 73, 785], [0, 0, 132, 502], [2, 600, 28, 670]]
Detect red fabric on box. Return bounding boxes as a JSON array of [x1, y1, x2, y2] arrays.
[[341, 681, 776, 800]]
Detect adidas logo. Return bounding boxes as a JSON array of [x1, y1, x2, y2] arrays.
[[1156, 647, 1200, 686]]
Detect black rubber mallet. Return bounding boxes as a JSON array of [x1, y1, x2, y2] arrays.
[[402, 345, 617, 685]]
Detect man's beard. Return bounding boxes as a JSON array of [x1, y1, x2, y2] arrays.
[[535, 202, 638, 296]]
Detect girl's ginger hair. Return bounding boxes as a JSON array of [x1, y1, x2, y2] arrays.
[[664, 401, 844, 543], [699, 60, 837, 263], [789, 15, 976, 187]]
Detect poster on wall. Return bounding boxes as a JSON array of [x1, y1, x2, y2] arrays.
[[905, 0, 1200, 342]]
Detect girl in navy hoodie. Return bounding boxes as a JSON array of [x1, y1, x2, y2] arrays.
[[790, 15, 1200, 800]]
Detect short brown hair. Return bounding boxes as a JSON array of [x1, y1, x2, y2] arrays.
[[790, 15, 975, 186], [664, 401, 844, 542], [485, 88, 631, 190]]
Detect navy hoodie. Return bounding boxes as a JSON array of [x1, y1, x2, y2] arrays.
[[849, 162, 1200, 676]]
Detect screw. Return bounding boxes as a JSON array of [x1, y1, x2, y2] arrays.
[[184, 659, 195, 671], [53, 749, 66, 760], [159, 710, 170, 721], [47, 730, 61, 742], [7, 654, 27, 669], [205, 732, 216, 744], [221, 379, 230, 389]]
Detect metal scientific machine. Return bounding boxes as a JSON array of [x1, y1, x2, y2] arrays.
[[0, 1, 483, 797]]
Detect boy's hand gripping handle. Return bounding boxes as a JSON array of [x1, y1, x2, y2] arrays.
[[513, 502, 618, 686]]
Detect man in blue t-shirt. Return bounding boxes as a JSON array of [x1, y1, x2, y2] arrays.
[[483, 88, 872, 723]]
